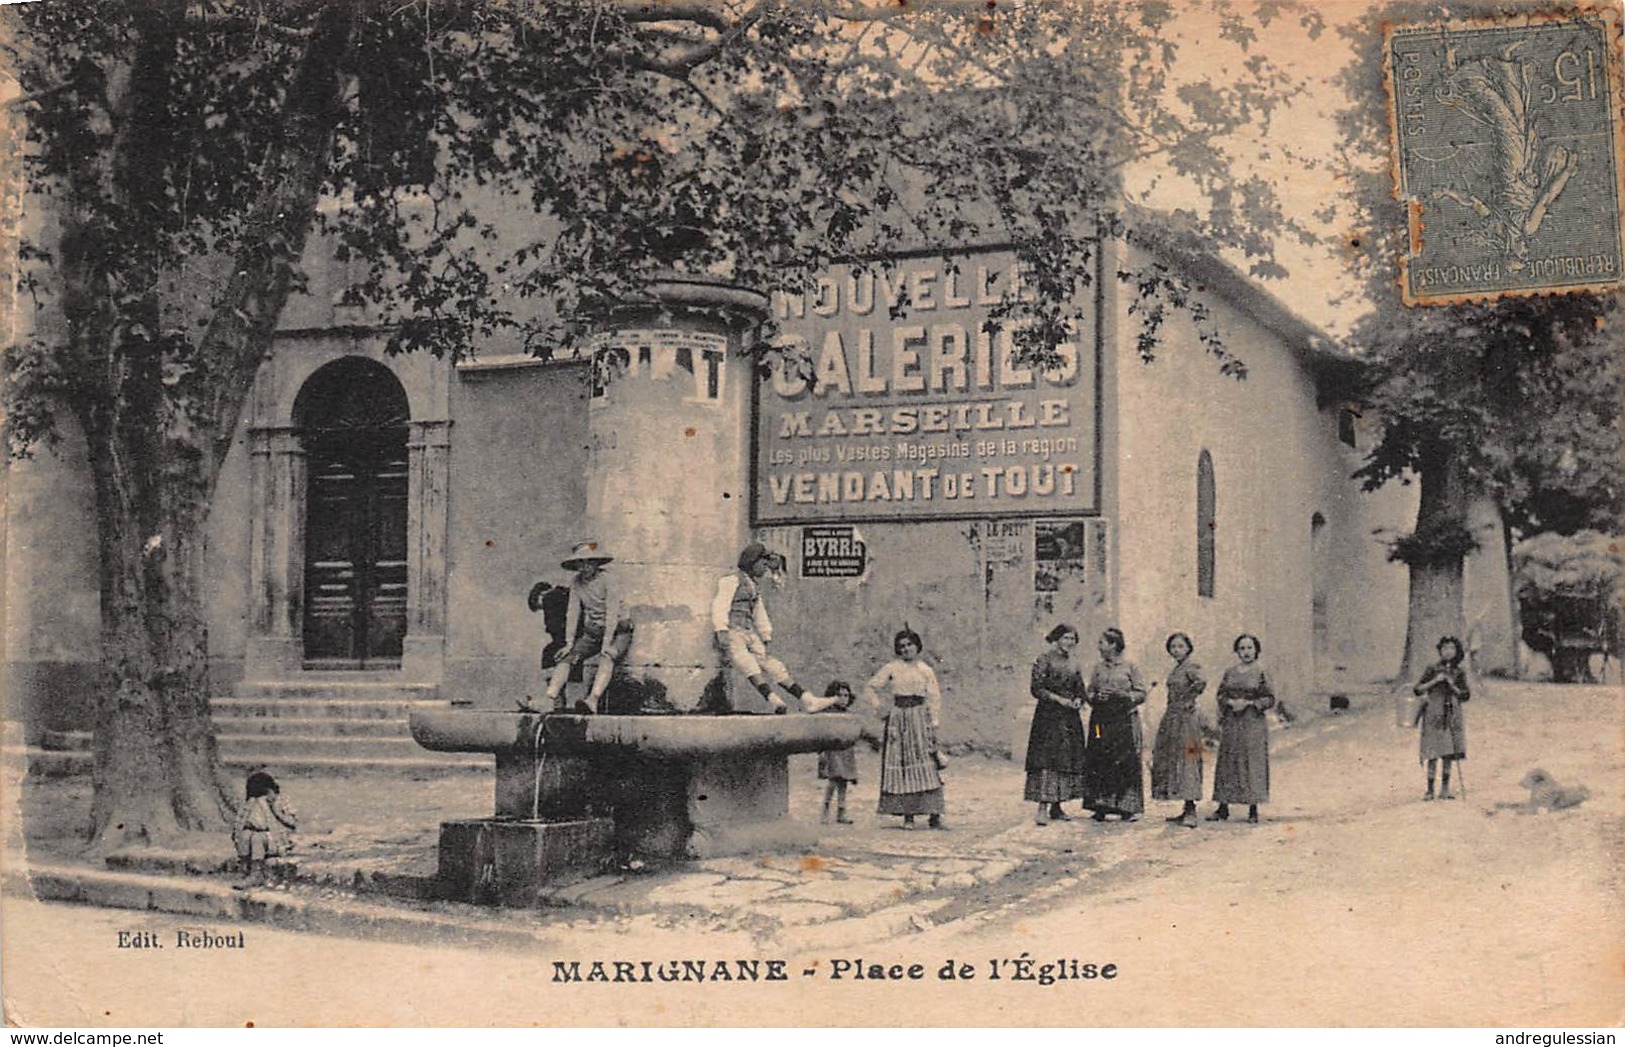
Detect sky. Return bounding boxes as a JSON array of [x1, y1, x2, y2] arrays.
[[1129, 1, 1383, 337]]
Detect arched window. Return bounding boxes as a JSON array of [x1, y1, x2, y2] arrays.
[[1196, 450, 1216, 599]]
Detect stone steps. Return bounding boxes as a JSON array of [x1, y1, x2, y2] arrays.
[[2, 745, 93, 777], [215, 679, 490, 773], [4, 677, 491, 776], [2, 720, 88, 776], [218, 752, 488, 774], [235, 677, 442, 700], [210, 697, 445, 720], [212, 714, 419, 737], [2, 736, 488, 777], [217, 731, 439, 761], [40, 729, 93, 751]]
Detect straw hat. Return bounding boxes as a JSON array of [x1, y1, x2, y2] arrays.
[[561, 540, 614, 571]]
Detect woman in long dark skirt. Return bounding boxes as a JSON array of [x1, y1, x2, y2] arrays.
[[1151, 631, 1207, 828], [1025, 624, 1088, 826], [865, 628, 947, 830], [1412, 635, 1469, 800], [1209, 633, 1275, 824], [1080, 627, 1148, 822]]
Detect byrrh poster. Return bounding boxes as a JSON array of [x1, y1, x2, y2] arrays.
[[2, 0, 1621, 1036]]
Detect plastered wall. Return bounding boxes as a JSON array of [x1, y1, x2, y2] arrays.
[[443, 361, 590, 704]]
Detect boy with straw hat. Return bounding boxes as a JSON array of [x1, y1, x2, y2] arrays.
[[528, 540, 629, 713]]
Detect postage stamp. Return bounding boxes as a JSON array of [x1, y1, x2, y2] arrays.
[[1386, 9, 1625, 305]]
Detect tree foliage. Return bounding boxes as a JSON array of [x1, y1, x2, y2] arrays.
[[1335, 2, 1622, 537], [1332, 1, 1623, 674], [3, 0, 1312, 845], [1350, 294, 1621, 542]]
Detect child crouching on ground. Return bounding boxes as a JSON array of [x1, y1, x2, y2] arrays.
[[803, 681, 859, 824], [232, 770, 297, 889]]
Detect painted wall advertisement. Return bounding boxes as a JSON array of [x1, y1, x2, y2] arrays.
[[588, 328, 728, 403], [752, 248, 1102, 523]]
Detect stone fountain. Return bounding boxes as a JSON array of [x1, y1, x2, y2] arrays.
[[411, 276, 863, 906], [412, 708, 861, 906]]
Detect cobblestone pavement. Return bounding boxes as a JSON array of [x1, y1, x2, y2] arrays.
[[11, 690, 1378, 947]]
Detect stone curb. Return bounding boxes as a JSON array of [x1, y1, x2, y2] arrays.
[[7, 838, 1039, 954], [7, 842, 1020, 952], [8, 864, 561, 951]]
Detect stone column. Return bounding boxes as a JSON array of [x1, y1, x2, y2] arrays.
[[403, 418, 452, 681], [244, 426, 307, 678], [582, 276, 768, 709]]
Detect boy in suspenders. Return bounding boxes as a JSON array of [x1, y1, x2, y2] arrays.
[[711, 542, 808, 713]]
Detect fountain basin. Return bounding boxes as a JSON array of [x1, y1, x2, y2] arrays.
[[410, 708, 867, 904]]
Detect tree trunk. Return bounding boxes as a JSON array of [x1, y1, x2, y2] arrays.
[[84, 419, 231, 848], [48, 0, 220, 850], [1397, 447, 1472, 680], [1400, 560, 1466, 681], [1501, 508, 1524, 680], [59, 1, 360, 848], [66, 221, 230, 847]]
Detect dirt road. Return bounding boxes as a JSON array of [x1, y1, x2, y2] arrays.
[[4, 682, 1619, 1027]]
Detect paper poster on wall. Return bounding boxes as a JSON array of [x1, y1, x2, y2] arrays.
[[587, 328, 728, 404], [800, 525, 868, 578], [1035, 520, 1088, 593], [1090, 519, 1110, 605], [981, 519, 1028, 567]]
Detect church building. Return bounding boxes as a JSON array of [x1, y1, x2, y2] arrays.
[[4, 222, 1515, 765]]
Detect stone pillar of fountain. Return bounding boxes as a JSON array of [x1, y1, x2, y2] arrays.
[[581, 275, 769, 710], [413, 276, 870, 907]]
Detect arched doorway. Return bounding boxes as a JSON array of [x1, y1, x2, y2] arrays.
[[293, 358, 410, 669]]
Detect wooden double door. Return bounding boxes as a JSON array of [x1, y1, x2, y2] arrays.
[[302, 428, 409, 668]]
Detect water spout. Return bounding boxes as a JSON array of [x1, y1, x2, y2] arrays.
[[529, 715, 549, 821]]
